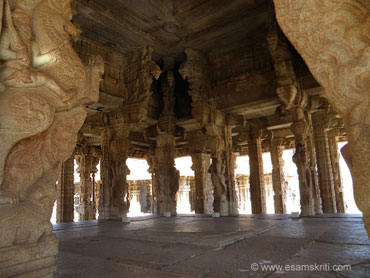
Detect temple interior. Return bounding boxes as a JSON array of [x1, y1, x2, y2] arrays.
[[1, 0, 370, 277]]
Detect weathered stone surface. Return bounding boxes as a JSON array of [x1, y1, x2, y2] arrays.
[[274, 0, 370, 235], [0, 0, 103, 276]]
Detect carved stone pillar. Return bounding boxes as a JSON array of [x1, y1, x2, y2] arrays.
[[248, 129, 266, 214], [76, 149, 99, 221], [154, 133, 179, 216], [290, 108, 315, 216], [99, 127, 131, 220], [328, 130, 345, 213], [312, 111, 337, 213], [274, 0, 370, 237], [224, 126, 239, 216], [0, 0, 103, 276], [56, 156, 75, 223], [269, 138, 287, 213], [191, 153, 211, 214], [306, 112, 322, 215]]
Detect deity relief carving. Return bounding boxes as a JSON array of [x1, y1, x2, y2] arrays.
[[0, 0, 103, 275]]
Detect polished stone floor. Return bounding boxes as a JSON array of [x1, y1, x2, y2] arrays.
[[55, 214, 370, 277]]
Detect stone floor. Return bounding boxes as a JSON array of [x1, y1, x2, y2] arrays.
[[55, 214, 370, 277]]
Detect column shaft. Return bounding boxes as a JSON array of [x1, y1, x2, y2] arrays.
[[313, 112, 337, 213], [191, 153, 211, 214], [270, 141, 286, 213], [57, 156, 75, 223], [328, 130, 345, 213], [248, 132, 266, 214]]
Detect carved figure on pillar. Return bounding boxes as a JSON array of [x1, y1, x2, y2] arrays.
[[0, 0, 103, 276], [152, 68, 180, 216], [99, 127, 131, 220]]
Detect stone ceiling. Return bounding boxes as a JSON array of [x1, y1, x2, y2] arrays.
[[75, 0, 271, 58]]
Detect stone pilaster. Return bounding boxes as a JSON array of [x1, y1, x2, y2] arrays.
[[269, 137, 287, 213], [99, 127, 131, 221], [76, 149, 99, 221], [56, 156, 75, 223], [328, 130, 345, 213], [248, 129, 266, 214], [312, 111, 337, 213], [191, 152, 211, 214]]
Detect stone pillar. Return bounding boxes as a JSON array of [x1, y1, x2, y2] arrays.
[[191, 152, 211, 214], [248, 129, 266, 214], [153, 132, 179, 216], [328, 130, 345, 213], [274, 0, 370, 236], [312, 111, 337, 213], [269, 138, 287, 213], [236, 174, 249, 211], [223, 126, 239, 215], [306, 112, 322, 215], [0, 0, 103, 275], [56, 156, 75, 223], [99, 127, 131, 221], [76, 150, 99, 221], [290, 109, 315, 216]]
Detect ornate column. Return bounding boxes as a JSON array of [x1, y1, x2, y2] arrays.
[[188, 129, 211, 214], [248, 129, 266, 214], [328, 130, 345, 213], [99, 126, 131, 221], [57, 155, 75, 223], [191, 152, 211, 214], [75, 148, 99, 221], [152, 67, 179, 216], [274, 0, 370, 237], [306, 112, 322, 215], [290, 108, 315, 216], [269, 137, 287, 213], [312, 111, 337, 213], [0, 1, 103, 276], [267, 24, 315, 216]]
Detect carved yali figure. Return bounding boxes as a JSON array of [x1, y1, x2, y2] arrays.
[[0, 0, 103, 255]]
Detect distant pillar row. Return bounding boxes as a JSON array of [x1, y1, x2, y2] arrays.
[[248, 129, 266, 214], [56, 156, 75, 223]]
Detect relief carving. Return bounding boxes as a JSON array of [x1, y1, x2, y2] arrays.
[[0, 0, 103, 275]]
